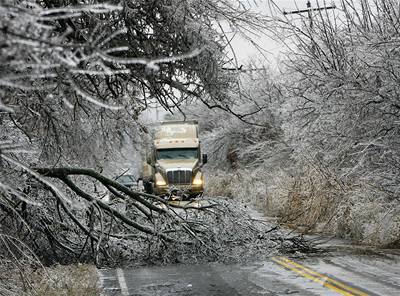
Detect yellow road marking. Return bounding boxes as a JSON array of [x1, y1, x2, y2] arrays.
[[272, 257, 369, 296], [272, 257, 352, 295], [277, 257, 369, 296]]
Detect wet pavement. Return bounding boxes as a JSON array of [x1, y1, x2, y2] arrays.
[[99, 247, 400, 295]]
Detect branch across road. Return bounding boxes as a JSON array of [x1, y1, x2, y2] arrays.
[[25, 166, 309, 266]]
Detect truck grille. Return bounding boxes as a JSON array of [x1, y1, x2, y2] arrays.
[[166, 169, 192, 185]]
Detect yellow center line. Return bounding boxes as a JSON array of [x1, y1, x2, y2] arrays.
[[271, 257, 369, 296], [271, 257, 353, 295], [277, 257, 369, 296]]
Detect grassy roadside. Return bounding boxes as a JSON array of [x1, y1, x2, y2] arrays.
[[0, 263, 100, 296], [205, 168, 400, 248]]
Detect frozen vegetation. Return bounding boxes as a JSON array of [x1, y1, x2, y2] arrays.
[[1, 0, 400, 294], [195, 0, 400, 247]]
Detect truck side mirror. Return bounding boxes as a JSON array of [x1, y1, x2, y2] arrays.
[[202, 154, 208, 164], [146, 155, 152, 165], [146, 150, 155, 166]]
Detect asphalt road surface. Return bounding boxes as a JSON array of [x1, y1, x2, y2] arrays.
[[99, 245, 400, 296]]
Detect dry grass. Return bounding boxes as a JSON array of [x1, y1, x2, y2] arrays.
[[207, 166, 400, 247], [205, 168, 291, 217], [279, 172, 341, 233], [37, 264, 99, 296], [0, 263, 99, 296]]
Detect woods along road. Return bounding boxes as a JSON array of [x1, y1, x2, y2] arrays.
[[98, 205, 400, 296]]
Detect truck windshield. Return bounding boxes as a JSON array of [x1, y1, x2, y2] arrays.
[[157, 148, 198, 160]]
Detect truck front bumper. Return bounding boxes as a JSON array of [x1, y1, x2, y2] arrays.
[[154, 184, 204, 197]]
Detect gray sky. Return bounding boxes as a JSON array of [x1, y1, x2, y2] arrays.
[[230, 0, 297, 63], [230, 0, 337, 65], [142, 0, 336, 121]]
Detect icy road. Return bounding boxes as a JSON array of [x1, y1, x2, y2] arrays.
[[99, 246, 400, 296]]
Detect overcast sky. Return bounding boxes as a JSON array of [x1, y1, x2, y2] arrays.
[[231, 0, 337, 65], [142, 0, 337, 121]]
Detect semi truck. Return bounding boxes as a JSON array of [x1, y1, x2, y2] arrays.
[[141, 120, 207, 199]]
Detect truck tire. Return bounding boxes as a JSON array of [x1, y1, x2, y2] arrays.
[[188, 192, 203, 200], [143, 181, 154, 194]]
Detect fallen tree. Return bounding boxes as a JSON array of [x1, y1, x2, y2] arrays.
[[1, 156, 314, 268]]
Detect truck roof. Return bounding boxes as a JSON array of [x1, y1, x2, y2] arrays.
[[159, 120, 198, 125], [154, 121, 198, 140]]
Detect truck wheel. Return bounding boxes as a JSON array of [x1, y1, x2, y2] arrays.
[[189, 193, 202, 200], [143, 181, 154, 194]]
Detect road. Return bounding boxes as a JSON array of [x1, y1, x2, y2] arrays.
[[98, 201, 400, 296], [98, 245, 400, 295]]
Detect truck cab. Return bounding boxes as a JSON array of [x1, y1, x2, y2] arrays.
[[142, 120, 207, 199]]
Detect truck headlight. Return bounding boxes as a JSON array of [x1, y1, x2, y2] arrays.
[[156, 180, 166, 186], [155, 173, 166, 186], [192, 179, 203, 185], [192, 173, 203, 185]]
